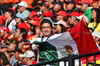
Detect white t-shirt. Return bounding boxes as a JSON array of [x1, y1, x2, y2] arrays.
[[5, 19, 16, 31], [30, 34, 62, 43]]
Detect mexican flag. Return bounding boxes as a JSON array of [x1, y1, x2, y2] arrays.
[[33, 20, 100, 65]]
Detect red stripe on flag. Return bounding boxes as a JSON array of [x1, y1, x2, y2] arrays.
[[69, 20, 100, 64]]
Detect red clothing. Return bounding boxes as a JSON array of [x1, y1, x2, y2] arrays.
[[1, 34, 10, 43], [31, 61, 37, 65]]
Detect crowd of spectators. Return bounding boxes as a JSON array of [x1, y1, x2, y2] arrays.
[[0, 0, 100, 66]]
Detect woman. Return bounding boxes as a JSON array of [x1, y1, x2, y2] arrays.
[[88, 8, 100, 32], [54, 21, 67, 34], [0, 52, 11, 66]]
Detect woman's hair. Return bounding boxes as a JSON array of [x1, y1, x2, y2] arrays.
[[90, 8, 100, 23], [19, 28, 28, 40], [60, 24, 66, 33], [0, 52, 10, 65]]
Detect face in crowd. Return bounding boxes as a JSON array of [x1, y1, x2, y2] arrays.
[[41, 23, 52, 37]]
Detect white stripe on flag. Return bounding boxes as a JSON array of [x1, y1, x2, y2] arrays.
[[48, 32, 79, 59]]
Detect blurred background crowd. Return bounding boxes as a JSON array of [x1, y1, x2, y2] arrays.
[[0, 0, 100, 66]]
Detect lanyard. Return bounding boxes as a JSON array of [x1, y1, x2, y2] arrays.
[[41, 35, 51, 42]]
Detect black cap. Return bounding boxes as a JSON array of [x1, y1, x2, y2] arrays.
[[54, 1, 63, 9], [66, 1, 76, 8]]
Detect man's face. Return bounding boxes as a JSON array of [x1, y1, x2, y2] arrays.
[[68, 16, 77, 25], [66, 3, 74, 10], [4, 12, 11, 18], [44, 1, 50, 7], [14, 29, 20, 39], [18, 6, 24, 12], [53, 4, 61, 12], [7, 43, 16, 51], [41, 23, 52, 37], [81, 3, 88, 12], [56, 15, 63, 21], [23, 57, 28, 64], [14, 51, 19, 59]]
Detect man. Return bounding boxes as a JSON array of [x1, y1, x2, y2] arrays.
[[17, 1, 30, 19], [44, 0, 54, 11], [65, 0, 76, 14], [14, 28, 28, 43], [67, 12, 80, 28], [80, 0, 92, 23], [30, 19, 61, 66], [52, 1, 64, 22], [4, 9, 16, 32], [19, 50, 37, 65]]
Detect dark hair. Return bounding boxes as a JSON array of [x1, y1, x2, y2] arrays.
[[19, 28, 28, 40], [5, 9, 15, 17], [60, 24, 66, 33], [0, 52, 10, 65], [90, 8, 100, 23], [30, 24, 36, 35], [40, 19, 53, 29]]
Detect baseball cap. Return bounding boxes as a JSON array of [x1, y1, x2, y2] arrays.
[[29, 11, 38, 18], [31, 21, 40, 27], [2, 27, 10, 33], [43, 10, 53, 17], [17, 23, 29, 31], [18, 1, 27, 7], [56, 10, 67, 17], [19, 50, 36, 58], [66, 1, 76, 6], [68, 12, 80, 17], [31, 16, 39, 21], [15, 13, 25, 20], [54, 21, 67, 27], [92, 31, 100, 38], [9, 8, 15, 13], [79, 0, 91, 5]]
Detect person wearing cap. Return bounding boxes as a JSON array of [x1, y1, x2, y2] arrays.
[[65, 0, 76, 14], [52, 1, 64, 22], [6, 39, 19, 66], [4, 9, 16, 33], [0, 27, 11, 43], [15, 12, 25, 24], [19, 50, 37, 65], [44, 0, 54, 11], [17, 1, 30, 19], [92, 31, 100, 50], [27, 16, 41, 40], [67, 12, 80, 27], [43, 10, 53, 19], [56, 10, 67, 22], [79, 0, 92, 23], [54, 21, 67, 34]]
